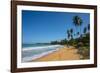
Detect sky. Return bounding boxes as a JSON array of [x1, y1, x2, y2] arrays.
[[22, 10, 90, 44]]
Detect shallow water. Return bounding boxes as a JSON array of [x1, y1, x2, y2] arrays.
[[22, 45, 64, 62]]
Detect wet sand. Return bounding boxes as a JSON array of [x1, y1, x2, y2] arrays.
[[32, 46, 81, 61]]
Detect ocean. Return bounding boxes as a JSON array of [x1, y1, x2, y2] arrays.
[[22, 44, 64, 62]]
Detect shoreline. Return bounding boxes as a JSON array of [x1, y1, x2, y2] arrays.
[[31, 46, 81, 62], [22, 45, 64, 62]]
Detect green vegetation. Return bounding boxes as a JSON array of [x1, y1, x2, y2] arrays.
[[67, 15, 90, 59], [50, 15, 90, 59], [28, 15, 90, 60]]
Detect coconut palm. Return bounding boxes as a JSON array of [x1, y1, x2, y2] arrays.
[[67, 30, 70, 40], [73, 15, 83, 48], [87, 24, 90, 33], [73, 15, 83, 38], [67, 29, 71, 47], [70, 28, 73, 39], [70, 28, 73, 34], [83, 27, 87, 34], [73, 16, 83, 26], [77, 32, 79, 36]]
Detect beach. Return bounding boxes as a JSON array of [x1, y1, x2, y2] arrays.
[[32, 46, 81, 61]]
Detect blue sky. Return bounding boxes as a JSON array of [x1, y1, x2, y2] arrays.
[[22, 10, 90, 44]]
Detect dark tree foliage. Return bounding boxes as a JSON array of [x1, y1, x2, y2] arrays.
[[73, 15, 83, 26]]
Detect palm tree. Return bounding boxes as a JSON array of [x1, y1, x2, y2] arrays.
[[73, 15, 83, 38], [67, 30, 70, 40], [70, 28, 73, 39], [67, 29, 71, 47], [87, 24, 90, 33], [83, 27, 87, 34], [73, 15, 83, 48], [70, 28, 73, 34], [77, 32, 80, 36]]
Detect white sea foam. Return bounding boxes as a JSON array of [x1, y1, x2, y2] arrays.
[[22, 48, 59, 62], [22, 45, 62, 51], [22, 45, 64, 62]]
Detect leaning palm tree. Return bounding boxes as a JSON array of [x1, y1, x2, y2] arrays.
[[73, 15, 83, 38]]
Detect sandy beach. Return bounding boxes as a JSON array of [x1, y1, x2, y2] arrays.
[[32, 46, 81, 61]]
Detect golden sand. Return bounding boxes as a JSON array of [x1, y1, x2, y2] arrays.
[[32, 46, 80, 61]]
